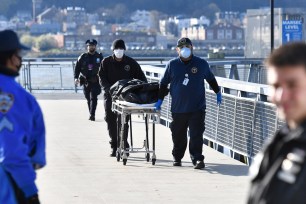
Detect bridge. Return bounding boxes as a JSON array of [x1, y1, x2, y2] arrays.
[[19, 58, 277, 203], [35, 93, 249, 204]]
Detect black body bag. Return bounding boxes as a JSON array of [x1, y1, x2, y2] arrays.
[[109, 79, 160, 104]]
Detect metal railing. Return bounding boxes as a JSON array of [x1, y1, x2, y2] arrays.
[[20, 57, 266, 92], [18, 58, 278, 165]]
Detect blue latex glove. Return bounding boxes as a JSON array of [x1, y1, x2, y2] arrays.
[[154, 99, 163, 110], [216, 92, 222, 106]]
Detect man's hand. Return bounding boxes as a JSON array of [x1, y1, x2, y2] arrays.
[[216, 92, 222, 106], [154, 99, 163, 110], [74, 78, 80, 86]]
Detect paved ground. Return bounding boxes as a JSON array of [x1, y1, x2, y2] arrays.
[[35, 93, 250, 204]]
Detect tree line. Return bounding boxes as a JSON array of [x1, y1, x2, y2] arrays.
[[1, 0, 306, 19]]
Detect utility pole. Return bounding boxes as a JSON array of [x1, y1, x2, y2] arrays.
[[32, 0, 36, 22], [270, 0, 274, 52]]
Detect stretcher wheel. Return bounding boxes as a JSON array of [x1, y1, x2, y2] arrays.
[[152, 158, 156, 165], [116, 152, 120, 162], [123, 159, 127, 165], [146, 153, 150, 162]]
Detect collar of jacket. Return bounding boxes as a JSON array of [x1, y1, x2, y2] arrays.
[[0, 65, 19, 77], [283, 120, 306, 143], [179, 54, 194, 64]]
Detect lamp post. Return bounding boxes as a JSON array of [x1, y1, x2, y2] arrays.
[[270, 0, 274, 52]]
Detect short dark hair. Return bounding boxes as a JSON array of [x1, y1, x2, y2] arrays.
[[0, 50, 17, 65], [266, 42, 306, 69]]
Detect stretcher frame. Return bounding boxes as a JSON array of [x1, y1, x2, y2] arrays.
[[111, 100, 160, 165]]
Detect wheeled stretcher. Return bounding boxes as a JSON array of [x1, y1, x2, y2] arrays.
[[111, 100, 160, 165]]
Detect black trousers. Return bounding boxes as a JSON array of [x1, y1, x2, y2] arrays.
[[103, 93, 129, 149], [170, 110, 206, 162], [83, 82, 101, 117]]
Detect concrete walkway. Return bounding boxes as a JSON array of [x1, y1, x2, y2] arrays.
[[35, 94, 250, 204]]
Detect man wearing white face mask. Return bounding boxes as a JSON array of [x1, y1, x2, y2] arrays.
[[99, 39, 147, 157], [155, 37, 222, 169]]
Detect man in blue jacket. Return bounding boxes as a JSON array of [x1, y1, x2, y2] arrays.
[[0, 30, 46, 204], [155, 37, 222, 169]]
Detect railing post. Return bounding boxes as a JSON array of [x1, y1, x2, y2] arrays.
[[72, 61, 77, 93], [229, 64, 239, 80], [60, 66, 63, 89], [28, 61, 32, 93], [248, 64, 259, 83]]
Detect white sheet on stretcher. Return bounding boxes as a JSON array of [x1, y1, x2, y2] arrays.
[[115, 100, 155, 107]]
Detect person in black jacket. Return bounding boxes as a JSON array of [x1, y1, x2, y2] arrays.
[[74, 39, 103, 121], [99, 39, 147, 157], [247, 42, 306, 204]]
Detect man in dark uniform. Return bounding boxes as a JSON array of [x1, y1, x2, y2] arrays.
[[247, 42, 306, 203], [155, 37, 222, 169], [74, 39, 103, 121], [99, 39, 147, 157]]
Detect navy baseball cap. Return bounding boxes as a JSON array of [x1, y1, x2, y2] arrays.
[[85, 39, 97, 46], [0, 30, 30, 52], [176, 37, 192, 47], [112, 39, 126, 50]]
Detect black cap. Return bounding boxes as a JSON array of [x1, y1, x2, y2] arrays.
[[0, 30, 30, 52], [112, 39, 126, 50], [176, 37, 192, 47], [85, 39, 97, 46]]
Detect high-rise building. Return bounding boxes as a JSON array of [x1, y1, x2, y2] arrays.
[[245, 8, 306, 58]]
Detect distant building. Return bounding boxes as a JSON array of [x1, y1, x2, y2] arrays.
[[245, 8, 306, 58], [87, 13, 99, 25], [0, 16, 16, 30], [206, 23, 244, 41], [159, 19, 178, 36], [16, 10, 32, 22], [181, 25, 206, 40], [64, 31, 156, 50], [131, 10, 152, 29], [36, 6, 61, 24], [215, 11, 243, 27], [30, 23, 61, 35], [66, 7, 87, 31], [160, 16, 210, 37]]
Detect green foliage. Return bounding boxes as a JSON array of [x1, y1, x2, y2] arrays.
[[35, 35, 58, 51], [20, 34, 35, 48]]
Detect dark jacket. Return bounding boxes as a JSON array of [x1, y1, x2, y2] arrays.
[[98, 54, 147, 92], [74, 52, 103, 83], [248, 121, 306, 204], [159, 55, 219, 113]]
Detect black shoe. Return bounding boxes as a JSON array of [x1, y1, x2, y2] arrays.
[[173, 160, 182, 166], [89, 115, 95, 121], [110, 149, 116, 157], [194, 160, 205, 169]]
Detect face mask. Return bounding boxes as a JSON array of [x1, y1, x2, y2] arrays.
[[15, 55, 22, 72], [180, 47, 191, 59], [114, 49, 124, 59]]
